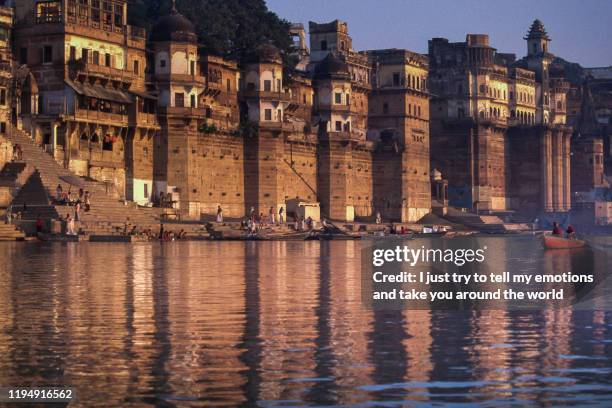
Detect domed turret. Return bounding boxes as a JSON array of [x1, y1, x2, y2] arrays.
[[525, 19, 550, 40], [151, 2, 197, 43], [525, 19, 551, 57], [314, 52, 350, 80]]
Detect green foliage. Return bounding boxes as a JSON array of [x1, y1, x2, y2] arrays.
[[199, 122, 218, 134], [128, 0, 293, 67]]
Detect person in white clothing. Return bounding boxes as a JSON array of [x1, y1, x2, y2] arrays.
[[216, 205, 223, 223]]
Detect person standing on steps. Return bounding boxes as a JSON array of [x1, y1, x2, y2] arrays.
[[278, 207, 285, 224], [75, 201, 81, 222], [269, 206, 275, 224], [84, 191, 91, 211], [216, 205, 223, 223]]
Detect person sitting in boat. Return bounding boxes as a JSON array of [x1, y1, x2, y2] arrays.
[[552, 222, 563, 236], [566, 225, 576, 239]]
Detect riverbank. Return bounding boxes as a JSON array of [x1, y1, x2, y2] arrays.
[[0, 218, 542, 243]]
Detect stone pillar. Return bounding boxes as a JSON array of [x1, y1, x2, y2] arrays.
[[551, 130, 562, 212], [245, 130, 285, 216], [563, 131, 572, 211], [52, 122, 59, 155], [541, 129, 553, 212], [318, 137, 353, 222]]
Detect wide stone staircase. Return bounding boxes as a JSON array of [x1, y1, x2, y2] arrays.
[[444, 208, 529, 233], [1, 126, 184, 236], [0, 222, 26, 241]]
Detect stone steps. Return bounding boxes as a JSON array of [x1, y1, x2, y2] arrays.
[[0, 223, 26, 241], [2, 127, 164, 235]]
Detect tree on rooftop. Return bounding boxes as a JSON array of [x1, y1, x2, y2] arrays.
[[128, 0, 294, 67]]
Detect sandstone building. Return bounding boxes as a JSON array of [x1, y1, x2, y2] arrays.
[[0, 2, 609, 226], [429, 20, 572, 216]]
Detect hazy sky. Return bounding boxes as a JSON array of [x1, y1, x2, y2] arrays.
[[266, 0, 612, 67]]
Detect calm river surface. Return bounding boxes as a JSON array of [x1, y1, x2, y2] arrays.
[[1, 236, 612, 407]]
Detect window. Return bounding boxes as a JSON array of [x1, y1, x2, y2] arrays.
[[190, 94, 196, 108], [226, 78, 231, 92], [69, 46, 76, 61], [276, 79, 281, 91], [144, 183, 148, 199], [19, 48, 27, 65], [43, 45, 53, 63], [36, 1, 62, 23], [0, 89, 6, 106], [190, 61, 195, 76], [175, 93, 184, 107], [321, 40, 327, 51], [114, 3, 123, 26], [0, 122, 5, 134], [264, 109, 272, 121], [393, 72, 400, 86], [335, 92, 342, 104], [160, 59, 166, 68], [335, 121, 342, 131], [509, 91, 514, 100], [263, 80, 272, 92], [479, 84, 485, 94], [105, 53, 111, 67], [133, 60, 139, 75], [102, 136, 113, 151], [81, 48, 89, 62], [383, 102, 389, 114], [346, 94, 350, 106], [92, 50, 99, 65]]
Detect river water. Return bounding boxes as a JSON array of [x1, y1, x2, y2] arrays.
[[0, 237, 611, 407]]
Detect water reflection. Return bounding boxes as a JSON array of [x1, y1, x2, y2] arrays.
[[0, 238, 611, 407]]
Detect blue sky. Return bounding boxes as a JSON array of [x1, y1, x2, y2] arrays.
[[266, 0, 612, 67]]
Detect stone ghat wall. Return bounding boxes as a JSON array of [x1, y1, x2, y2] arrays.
[[184, 131, 382, 221], [282, 141, 319, 205], [352, 148, 374, 219], [193, 133, 245, 218]]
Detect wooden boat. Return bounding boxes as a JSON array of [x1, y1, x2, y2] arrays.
[[542, 234, 587, 250]]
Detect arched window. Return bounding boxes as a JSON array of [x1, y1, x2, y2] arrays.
[[90, 133, 99, 143]]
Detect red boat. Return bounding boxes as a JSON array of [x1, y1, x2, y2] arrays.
[[542, 235, 587, 250]]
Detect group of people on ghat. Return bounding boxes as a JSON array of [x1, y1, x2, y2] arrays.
[[54, 185, 91, 212], [118, 219, 188, 241], [552, 222, 576, 239], [240, 206, 287, 233]]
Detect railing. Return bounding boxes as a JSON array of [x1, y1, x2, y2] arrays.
[[74, 108, 128, 125], [240, 89, 292, 102], [78, 62, 132, 80], [155, 73, 206, 84], [158, 107, 206, 117]]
